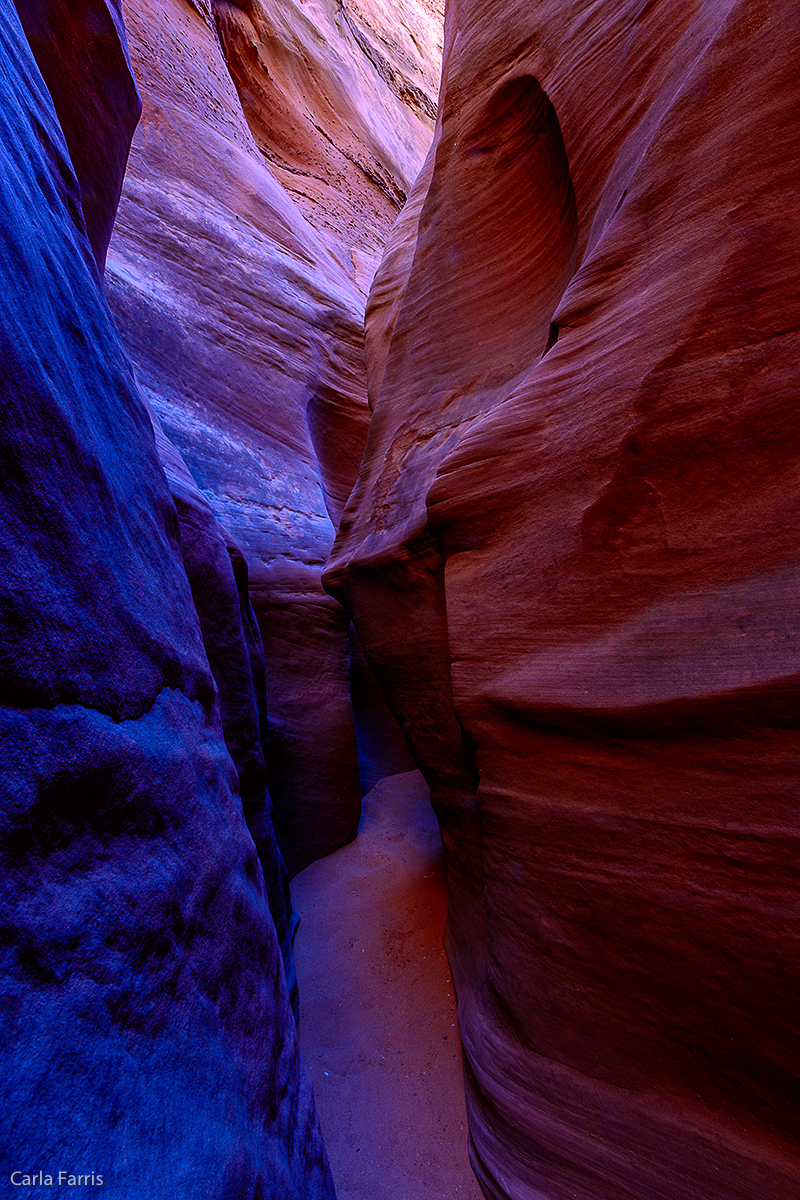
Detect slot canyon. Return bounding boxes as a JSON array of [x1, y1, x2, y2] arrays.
[[0, 0, 798, 1197]]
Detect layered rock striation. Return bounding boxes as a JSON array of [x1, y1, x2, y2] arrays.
[[326, 1, 800, 1197], [213, 0, 441, 286], [106, 0, 439, 871]]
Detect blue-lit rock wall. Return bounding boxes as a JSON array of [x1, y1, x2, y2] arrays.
[[0, 4, 332, 1194]]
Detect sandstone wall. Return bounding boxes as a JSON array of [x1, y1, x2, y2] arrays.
[[326, 2, 800, 1196], [106, 0, 438, 870], [213, 0, 440, 287], [0, 3, 331, 1193]]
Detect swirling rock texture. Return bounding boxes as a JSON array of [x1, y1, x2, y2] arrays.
[[105, 0, 439, 872], [326, 1, 800, 1198], [0, 2, 332, 1195], [213, 0, 441, 287]]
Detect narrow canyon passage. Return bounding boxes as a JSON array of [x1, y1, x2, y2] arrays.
[[3, 3, 799, 1198], [292, 771, 484, 1199]]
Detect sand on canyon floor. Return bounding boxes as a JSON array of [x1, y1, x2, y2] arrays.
[[292, 769, 483, 1200]]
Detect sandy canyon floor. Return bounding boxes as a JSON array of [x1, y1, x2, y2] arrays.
[[293, 771, 484, 1199]]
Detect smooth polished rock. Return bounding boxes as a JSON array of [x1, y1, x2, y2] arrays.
[[156, 419, 300, 1015], [326, 2, 800, 1197], [0, 6, 332, 1194], [17, 0, 298, 1006], [107, 0, 440, 872]]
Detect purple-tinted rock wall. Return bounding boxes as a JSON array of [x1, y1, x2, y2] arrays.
[[104, 0, 432, 872]]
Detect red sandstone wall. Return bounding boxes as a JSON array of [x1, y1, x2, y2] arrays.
[[213, 0, 440, 288], [326, 2, 800, 1196]]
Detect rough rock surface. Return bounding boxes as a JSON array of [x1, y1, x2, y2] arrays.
[[153, 415, 300, 1012], [326, 2, 800, 1197], [106, 0, 437, 872], [0, 4, 331, 1194]]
